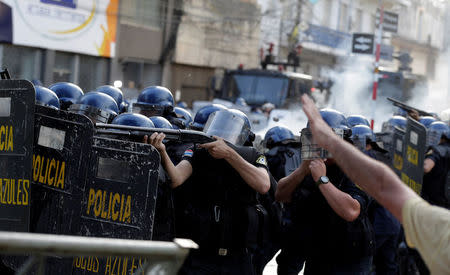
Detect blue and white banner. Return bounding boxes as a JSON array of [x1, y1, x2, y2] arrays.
[[0, 0, 118, 57]]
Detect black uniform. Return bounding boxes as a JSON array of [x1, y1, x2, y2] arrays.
[[290, 165, 374, 274], [177, 145, 269, 275], [422, 141, 450, 209], [153, 142, 192, 241], [265, 144, 305, 275]]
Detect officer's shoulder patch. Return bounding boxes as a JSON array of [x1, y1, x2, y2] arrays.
[[183, 149, 193, 158], [426, 149, 433, 156], [256, 155, 267, 166]]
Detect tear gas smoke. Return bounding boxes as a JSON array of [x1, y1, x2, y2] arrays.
[[323, 55, 395, 132], [406, 50, 450, 117]]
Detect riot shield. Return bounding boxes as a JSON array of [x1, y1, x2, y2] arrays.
[[7, 106, 95, 274], [392, 127, 405, 177], [0, 80, 34, 232], [31, 105, 94, 236], [400, 118, 426, 195], [73, 136, 160, 275]]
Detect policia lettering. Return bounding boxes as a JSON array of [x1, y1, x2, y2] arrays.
[[86, 188, 132, 223], [32, 154, 66, 190], [0, 124, 13, 151], [0, 178, 29, 205], [73, 256, 144, 275]]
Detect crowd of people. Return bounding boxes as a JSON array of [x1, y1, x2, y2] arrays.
[[31, 82, 450, 274]]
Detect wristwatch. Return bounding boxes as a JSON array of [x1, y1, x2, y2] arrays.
[[315, 176, 329, 187]]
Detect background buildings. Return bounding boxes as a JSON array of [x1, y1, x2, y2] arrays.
[[0, 0, 448, 104]]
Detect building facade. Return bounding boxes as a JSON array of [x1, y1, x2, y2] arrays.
[[165, 0, 261, 105], [0, 0, 261, 104], [259, 0, 446, 80]]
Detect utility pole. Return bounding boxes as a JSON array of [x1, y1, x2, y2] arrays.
[[371, 0, 383, 130]]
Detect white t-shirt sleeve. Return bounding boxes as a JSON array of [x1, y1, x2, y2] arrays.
[[402, 197, 450, 274]]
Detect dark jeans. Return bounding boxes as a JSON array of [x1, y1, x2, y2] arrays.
[[373, 233, 399, 275], [304, 256, 373, 275], [178, 249, 255, 275]]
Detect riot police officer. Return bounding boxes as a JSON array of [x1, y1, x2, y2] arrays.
[[95, 85, 127, 113], [346, 115, 370, 128], [262, 126, 305, 275], [174, 107, 193, 130], [35, 86, 60, 109], [69, 92, 119, 123], [132, 86, 185, 128], [49, 82, 84, 110], [419, 116, 437, 129], [351, 125, 400, 275], [276, 109, 374, 274], [189, 104, 227, 131], [423, 121, 450, 209], [111, 113, 155, 128], [264, 126, 300, 181], [147, 109, 270, 274]]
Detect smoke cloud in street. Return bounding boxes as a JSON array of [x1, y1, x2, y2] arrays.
[[255, 50, 450, 139], [406, 50, 450, 117]]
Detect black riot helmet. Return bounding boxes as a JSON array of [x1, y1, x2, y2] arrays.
[[133, 86, 174, 117], [149, 116, 173, 129], [173, 107, 193, 129], [69, 92, 119, 123], [35, 85, 60, 109], [264, 126, 296, 149], [203, 109, 252, 146], [347, 115, 370, 127], [95, 85, 125, 112], [427, 121, 450, 146], [191, 104, 227, 131], [111, 113, 155, 128], [49, 82, 84, 110], [350, 125, 375, 151]]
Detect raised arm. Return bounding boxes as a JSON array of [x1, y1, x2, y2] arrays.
[[145, 133, 192, 188], [275, 160, 310, 202], [301, 95, 418, 223]]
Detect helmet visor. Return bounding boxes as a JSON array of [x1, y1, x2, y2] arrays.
[[203, 110, 250, 145], [352, 135, 367, 151], [300, 128, 343, 160], [131, 103, 166, 117], [69, 104, 116, 123], [426, 130, 442, 147]]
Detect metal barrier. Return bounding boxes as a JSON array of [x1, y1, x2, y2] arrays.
[[0, 231, 198, 275]]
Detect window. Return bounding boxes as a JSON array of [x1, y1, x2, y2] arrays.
[[79, 55, 109, 92], [54, 51, 74, 83], [231, 74, 288, 107], [355, 9, 363, 32], [1, 45, 41, 81], [120, 0, 162, 29], [322, 0, 331, 28], [339, 3, 348, 32], [417, 10, 423, 41]]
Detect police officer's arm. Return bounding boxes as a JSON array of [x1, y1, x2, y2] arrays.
[[302, 95, 418, 223], [275, 161, 310, 202], [145, 133, 193, 188], [310, 159, 361, 222], [200, 138, 270, 194]]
